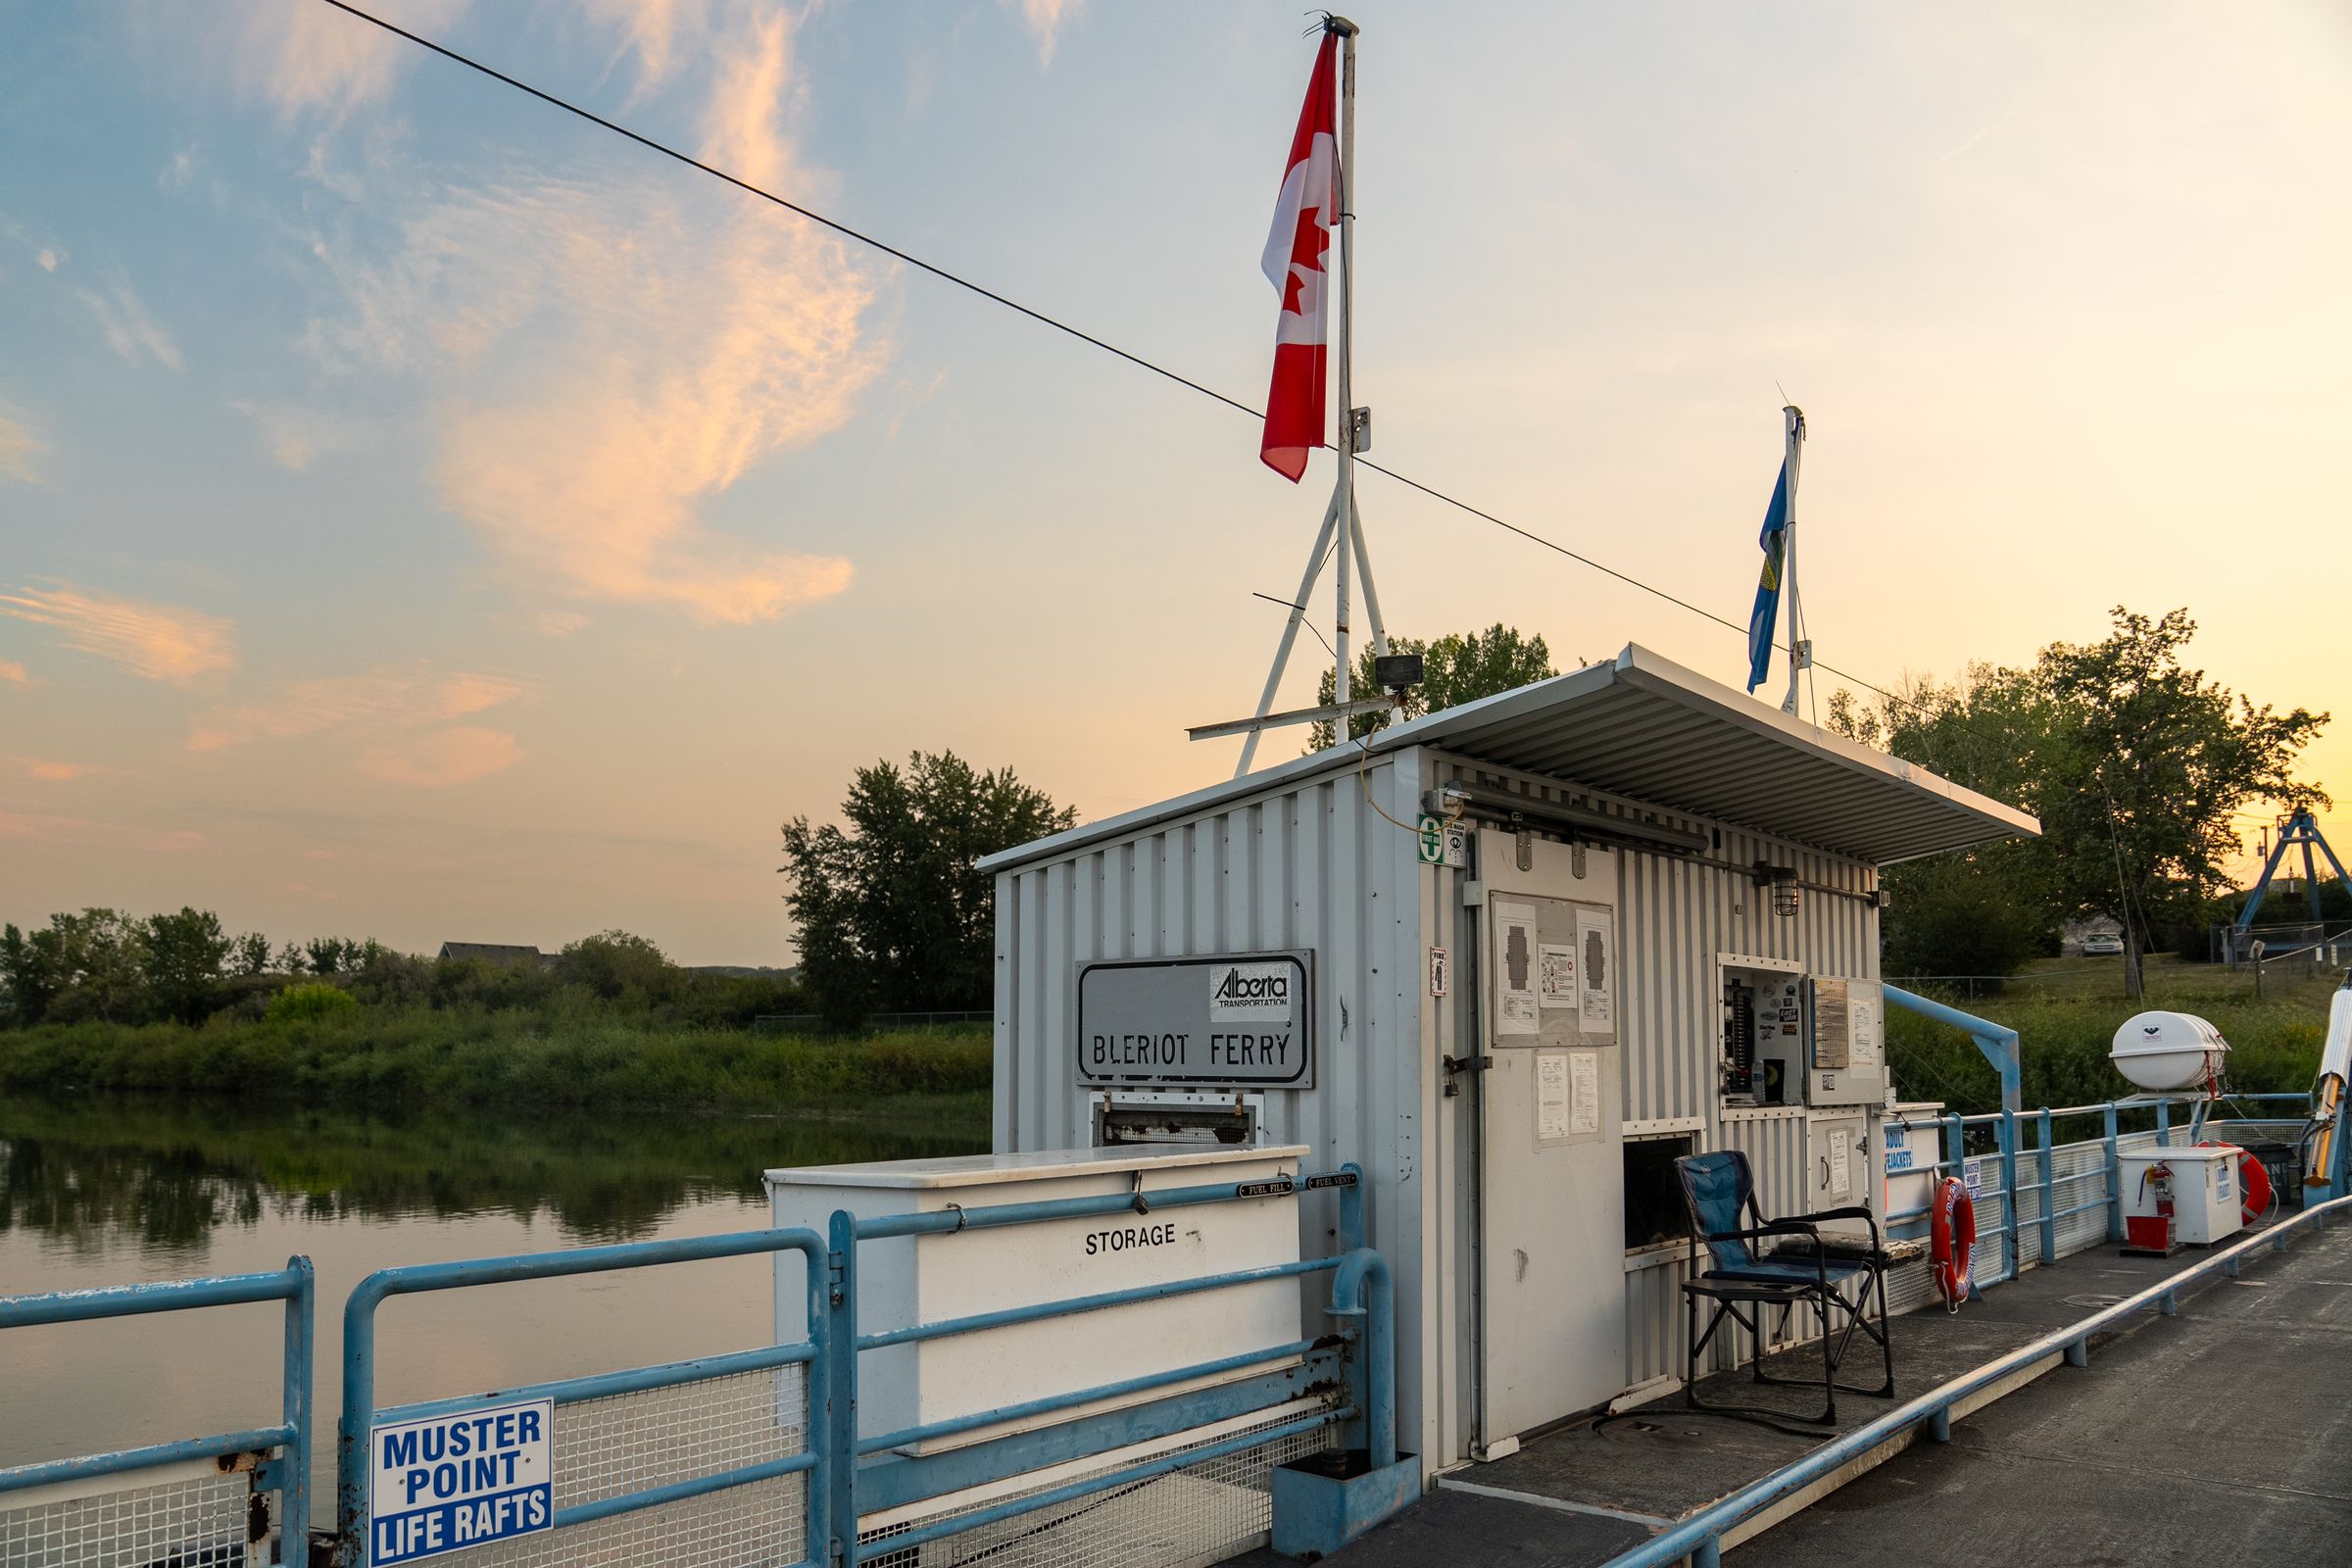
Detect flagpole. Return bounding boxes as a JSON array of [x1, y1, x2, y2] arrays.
[[1218, 20, 1383, 777], [1328, 17, 1359, 742], [1777, 404, 1807, 717]]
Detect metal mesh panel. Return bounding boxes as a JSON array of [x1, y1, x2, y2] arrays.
[[2049, 1139, 2115, 1260], [858, 1409, 1335, 1568], [1882, 1161, 2009, 1316], [443, 1364, 808, 1568], [0, 1464, 265, 1568], [2014, 1163, 2043, 1270], [1972, 1183, 2010, 1283]]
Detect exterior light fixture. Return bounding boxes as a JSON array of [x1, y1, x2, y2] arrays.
[[1754, 861, 1800, 918], [1374, 652, 1425, 696]]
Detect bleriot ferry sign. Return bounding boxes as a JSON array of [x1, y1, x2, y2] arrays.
[[1077, 952, 1314, 1089]]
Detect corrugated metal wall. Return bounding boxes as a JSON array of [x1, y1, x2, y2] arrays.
[[1424, 753, 1882, 1392], [993, 744, 1885, 1465], [992, 750, 1439, 1459]]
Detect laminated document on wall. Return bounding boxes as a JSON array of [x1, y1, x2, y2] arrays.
[[1848, 990, 1883, 1068], [1540, 943, 1577, 1009], [1569, 1050, 1600, 1136], [1494, 901, 1540, 1037], [1828, 1128, 1852, 1200], [1575, 907, 1616, 1040], [1536, 1052, 1570, 1141]]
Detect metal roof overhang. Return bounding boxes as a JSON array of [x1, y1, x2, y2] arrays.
[[982, 644, 2037, 874]]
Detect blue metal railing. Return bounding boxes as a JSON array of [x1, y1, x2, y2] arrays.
[[1602, 1192, 2352, 1568], [0, 1256, 316, 1561], [329, 1163, 1382, 1567], [1874, 1092, 2318, 1292], [334, 1226, 833, 1568]]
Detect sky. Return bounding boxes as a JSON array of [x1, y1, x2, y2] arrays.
[[1, 0, 2346, 966]]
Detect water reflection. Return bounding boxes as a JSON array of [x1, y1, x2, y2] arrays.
[[0, 1092, 989, 1257]]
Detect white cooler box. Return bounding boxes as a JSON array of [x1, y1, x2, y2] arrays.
[[766, 1143, 1308, 1453], [2119, 1145, 2244, 1246]]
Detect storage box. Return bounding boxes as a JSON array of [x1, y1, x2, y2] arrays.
[[767, 1144, 1307, 1451], [2118, 1146, 2244, 1246]]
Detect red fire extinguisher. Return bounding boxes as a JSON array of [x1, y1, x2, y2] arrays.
[[2124, 1162, 2178, 1257]]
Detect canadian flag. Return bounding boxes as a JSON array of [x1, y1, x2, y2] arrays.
[[1258, 32, 1340, 482]]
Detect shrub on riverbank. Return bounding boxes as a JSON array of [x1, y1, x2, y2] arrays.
[[1886, 957, 2336, 1113], [0, 1010, 991, 1112]]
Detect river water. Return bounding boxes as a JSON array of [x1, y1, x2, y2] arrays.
[[0, 1091, 988, 1503]]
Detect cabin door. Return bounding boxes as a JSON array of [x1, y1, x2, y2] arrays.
[[1475, 829, 1624, 1451]]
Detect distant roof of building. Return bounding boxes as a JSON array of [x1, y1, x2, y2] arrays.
[[983, 643, 2040, 875], [438, 942, 545, 964]]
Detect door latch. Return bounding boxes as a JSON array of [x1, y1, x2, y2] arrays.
[[1442, 1054, 1494, 1095]]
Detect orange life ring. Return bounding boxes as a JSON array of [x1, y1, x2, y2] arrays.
[[2197, 1141, 2275, 1227], [1931, 1177, 1975, 1311]]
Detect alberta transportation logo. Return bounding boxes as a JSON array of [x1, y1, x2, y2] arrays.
[[1209, 960, 1292, 1019]]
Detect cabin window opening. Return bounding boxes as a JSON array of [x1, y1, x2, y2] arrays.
[[1625, 1134, 1697, 1251]]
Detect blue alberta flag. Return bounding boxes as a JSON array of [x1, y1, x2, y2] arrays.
[[1743, 460, 1791, 693]]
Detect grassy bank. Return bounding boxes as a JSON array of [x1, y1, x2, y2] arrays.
[[0, 1007, 992, 1113], [1888, 956, 2339, 1114]]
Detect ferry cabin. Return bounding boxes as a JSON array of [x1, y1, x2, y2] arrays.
[[980, 644, 2035, 1476]]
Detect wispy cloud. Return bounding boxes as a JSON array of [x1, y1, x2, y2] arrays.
[[187, 666, 532, 753], [0, 583, 235, 685], [78, 278, 182, 370], [232, 399, 364, 470], [578, 0, 710, 96], [1007, 0, 1084, 65], [312, 3, 877, 624], [0, 409, 41, 483], [0, 661, 28, 688], [358, 725, 523, 787], [35, 247, 62, 273], [0, 810, 202, 854], [231, 0, 469, 122], [4, 755, 116, 783]]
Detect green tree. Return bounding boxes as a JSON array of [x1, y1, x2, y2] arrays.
[[781, 753, 1076, 1030], [1830, 665, 2060, 980], [1833, 608, 2328, 997], [2033, 608, 2327, 997], [232, 932, 272, 977], [1307, 624, 1557, 749], [558, 930, 671, 1002], [274, 941, 309, 975], [143, 906, 233, 1023], [0, 923, 59, 1026], [8, 909, 149, 1024]]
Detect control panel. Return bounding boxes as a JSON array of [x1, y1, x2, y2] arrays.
[[1719, 960, 1886, 1108], [1721, 962, 1806, 1106]]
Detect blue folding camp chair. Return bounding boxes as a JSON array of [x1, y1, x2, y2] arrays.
[[1674, 1149, 1894, 1425]]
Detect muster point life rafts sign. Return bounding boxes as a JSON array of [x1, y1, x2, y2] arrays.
[[1077, 952, 1313, 1089], [368, 1397, 555, 1564]]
